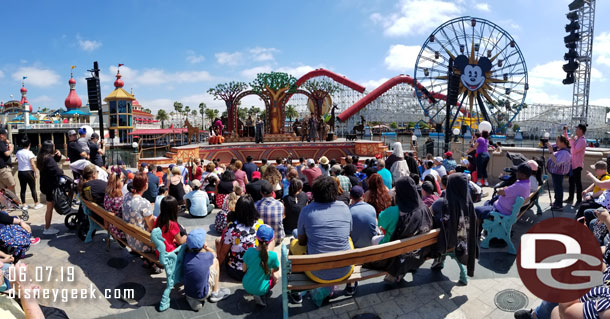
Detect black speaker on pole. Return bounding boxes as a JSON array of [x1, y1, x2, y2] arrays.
[[86, 76, 101, 111]]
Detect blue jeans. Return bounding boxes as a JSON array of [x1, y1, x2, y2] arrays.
[[477, 152, 490, 179], [475, 205, 495, 220], [534, 300, 558, 319], [551, 174, 565, 206]]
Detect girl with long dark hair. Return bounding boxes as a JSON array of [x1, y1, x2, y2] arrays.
[[36, 140, 63, 235], [155, 195, 186, 253]]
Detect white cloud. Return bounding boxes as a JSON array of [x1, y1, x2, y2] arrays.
[[105, 66, 213, 87], [590, 98, 610, 106], [249, 47, 279, 62], [76, 34, 102, 52], [595, 32, 610, 67], [186, 50, 205, 64], [361, 78, 389, 91], [276, 65, 318, 78], [384, 44, 421, 72], [30, 95, 54, 106], [475, 3, 490, 12], [370, 0, 462, 37], [142, 93, 227, 113], [529, 60, 604, 88], [241, 65, 272, 80], [0, 70, 4, 79], [525, 87, 571, 105], [215, 51, 243, 66], [12, 67, 60, 87]]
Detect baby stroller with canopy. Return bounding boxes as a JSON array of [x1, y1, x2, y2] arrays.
[[0, 189, 29, 221]]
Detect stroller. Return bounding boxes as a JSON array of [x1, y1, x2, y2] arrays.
[[54, 175, 82, 230], [0, 189, 29, 221]]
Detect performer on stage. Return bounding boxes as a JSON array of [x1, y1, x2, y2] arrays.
[[308, 113, 318, 142], [255, 116, 264, 144], [214, 118, 224, 136], [300, 117, 309, 142], [245, 115, 254, 137]]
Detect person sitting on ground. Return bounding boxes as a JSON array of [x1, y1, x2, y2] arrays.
[[123, 173, 156, 258], [343, 163, 360, 188], [319, 156, 330, 177], [104, 169, 127, 242], [302, 159, 322, 189], [290, 176, 355, 301], [0, 209, 35, 263], [184, 180, 214, 218], [214, 185, 242, 234], [295, 157, 306, 180], [442, 151, 457, 173], [169, 166, 189, 207], [282, 178, 308, 235], [333, 177, 351, 206], [259, 158, 268, 175], [440, 175, 448, 197], [191, 158, 203, 182], [262, 165, 283, 199], [155, 166, 165, 186], [201, 162, 217, 188], [176, 159, 189, 184], [282, 168, 298, 198], [349, 186, 377, 248], [217, 195, 264, 281], [234, 160, 249, 190], [331, 165, 351, 192], [246, 171, 264, 202], [243, 156, 257, 182], [475, 163, 532, 221], [204, 174, 218, 205], [422, 160, 440, 182], [433, 157, 448, 177], [367, 176, 434, 284], [155, 195, 186, 254], [363, 173, 391, 217], [255, 181, 285, 246], [242, 224, 280, 307], [424, 173, 442, 196], [216, 169, 237, 208], [376, 159, 393, 189], [183, 229, 231, 311], [421, 181, 439, 208], [575, 161, 610, 220], [275, 158, 287, 179], [143, 164, 159, 203], [153, 186, 168, 217]]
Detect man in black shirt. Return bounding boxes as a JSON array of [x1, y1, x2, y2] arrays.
[[88, 133, 104, 167], [0, 128, 15, 192], [67, 130, 88, 179], [246, 171, 264, 202]]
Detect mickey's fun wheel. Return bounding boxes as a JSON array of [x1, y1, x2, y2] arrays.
[[413, 16, 528, 132]]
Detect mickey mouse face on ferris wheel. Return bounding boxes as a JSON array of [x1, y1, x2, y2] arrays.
[[455, 55, 492, 92]]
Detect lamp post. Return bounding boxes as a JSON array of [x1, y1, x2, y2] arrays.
[[132, 141, 139, 167]]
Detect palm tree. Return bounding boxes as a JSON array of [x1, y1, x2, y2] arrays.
[[285, 104, 298, 122], [205, 108, 219, 126], [156, 109, 169, 128], [198, 103, 206, 129], [191, 109, 198, 122], [173, 101, 183, 125]]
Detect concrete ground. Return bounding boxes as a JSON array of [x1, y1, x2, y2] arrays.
[[13, 174, 574, 319]]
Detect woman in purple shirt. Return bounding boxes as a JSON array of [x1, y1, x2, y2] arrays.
[[547, 135, 572, 210], [473, 130, 490, 186]]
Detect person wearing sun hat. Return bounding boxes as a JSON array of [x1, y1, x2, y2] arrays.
[[319, 156, 330, 176], [242, 224, 280, 307], [183, 229, 230, 311]]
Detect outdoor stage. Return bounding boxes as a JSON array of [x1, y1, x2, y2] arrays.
[[138, 138, 388, 166]]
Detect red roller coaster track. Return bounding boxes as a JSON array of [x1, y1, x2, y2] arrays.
[[295, 69, 463, 123]]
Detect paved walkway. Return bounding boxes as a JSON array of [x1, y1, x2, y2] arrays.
[[15, 180, 573, 319]]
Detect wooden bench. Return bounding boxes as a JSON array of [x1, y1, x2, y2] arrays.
[[82, 199, 185, 311], [280, 229, 466, 319]]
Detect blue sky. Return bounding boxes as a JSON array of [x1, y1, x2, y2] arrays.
[[1, 0, 610, 113]]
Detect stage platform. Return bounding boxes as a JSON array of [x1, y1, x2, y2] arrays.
[[138, 139, 388, 166]]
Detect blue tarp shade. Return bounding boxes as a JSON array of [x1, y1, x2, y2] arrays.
[[62, 109, 91, 116], [11, 114, 38, 121]]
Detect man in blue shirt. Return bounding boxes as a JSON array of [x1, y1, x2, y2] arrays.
[[376, 159, 393, 189], [184, 180, 214, 217], [243, 156, 258, 181], [275, 158, 287, 179], [348, 186, 378, 248], [143, 163, 159, 203]]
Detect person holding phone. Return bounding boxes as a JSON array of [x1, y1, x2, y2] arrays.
[[564, 124, 587, 206]]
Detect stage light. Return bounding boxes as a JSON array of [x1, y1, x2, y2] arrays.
[[460, 44, 465, 53], [563, 60, 579, 73], [424, 68, 430, 76], [505, 88, 512, 95], [487, 50, 492, 58], [503, 74, 509, 81], [568, 0, 585, 11], [435, 51, 440, 59], [564, 49, 578, 60], [565, 42, 578, 49], [498, 59, 503, 67], [563, 72, 575, 85], [565, 21, 580, 32], [567, 11, 579, 21], [471, 18, 476, 27], [564, 32, 580, 43], [429, 35, 435, 42], [474, 43, 480, 51]]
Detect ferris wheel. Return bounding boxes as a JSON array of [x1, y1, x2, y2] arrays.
[[413, 16, 528, 132]]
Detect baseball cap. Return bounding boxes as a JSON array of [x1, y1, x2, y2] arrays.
[[191, 179, 202, 188], [186, 229, 206, 250], [67, 129, 77, 136], [350, 185, 364, 199], [591, 160, 608, 171], [433, 156, 443, 163], [260, 180, 274, 195], [252, 171, 261, 180], [330, 165, 342, 175], [78, 128, 87, 135], [319, 156, 329, 165], [444, 151, 453, 157], [307, 159, 315, 166], [517, 163, 532, 177], [256, 224, 274, 243], [527, 160, 539, 171]]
